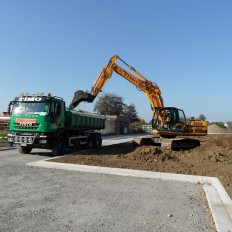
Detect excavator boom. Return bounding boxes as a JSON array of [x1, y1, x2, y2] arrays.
[[70, 54, 207, 142], [70, 55, 164, 111]]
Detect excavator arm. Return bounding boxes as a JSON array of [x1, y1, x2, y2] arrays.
[[112, 56, 164, 110], [69, 56, 117, 110], [70, 55, 164, 113], [70, 54, 207, 141]]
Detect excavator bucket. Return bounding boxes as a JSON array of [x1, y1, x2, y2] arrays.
[[69, 90, 96, 110]]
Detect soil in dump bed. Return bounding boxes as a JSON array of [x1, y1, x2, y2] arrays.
[[52, 134, 232, 198]]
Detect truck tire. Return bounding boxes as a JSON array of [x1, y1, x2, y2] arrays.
[[86, 135, 94, 149], [17, 145, 32, 154], [8, 142, 14, 147], [52, 136, 66, 156], [93, 134, 101, 148]]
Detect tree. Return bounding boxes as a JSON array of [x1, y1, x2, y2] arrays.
[[94, 93, 140, 123], [122, 103, 139, 122], [129, 118, 146, 133], [198, 114, 206, 121], [93, 93, 124, 116], [187, 114, 207, 121]]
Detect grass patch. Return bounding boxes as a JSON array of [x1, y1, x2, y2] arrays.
[[0, 131, 8, 143]]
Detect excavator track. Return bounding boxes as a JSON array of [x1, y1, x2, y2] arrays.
[[171, 138, 200, 151]]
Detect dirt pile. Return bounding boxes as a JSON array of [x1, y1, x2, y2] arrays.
[[208, 124, 228, 133], [194, 135, 232, 161], [123, 146, 179, 163]]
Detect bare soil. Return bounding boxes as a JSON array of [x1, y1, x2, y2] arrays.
[[52, 134, 232, 198], [0, 142, 10, 147]]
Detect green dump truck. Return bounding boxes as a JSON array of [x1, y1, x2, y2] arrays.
[[7, 93, 105, 155]]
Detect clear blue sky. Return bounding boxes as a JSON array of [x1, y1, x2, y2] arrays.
[[0, 0, 231, 123]]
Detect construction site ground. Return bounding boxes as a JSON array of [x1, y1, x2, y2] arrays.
[[51, 133, 232, 199], [1, 126, 232, 231]]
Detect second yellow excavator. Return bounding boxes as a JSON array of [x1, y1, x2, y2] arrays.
[[70, 55, 207, 148]]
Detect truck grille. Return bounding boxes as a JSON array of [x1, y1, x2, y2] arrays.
[[14, 123, 39, 130]]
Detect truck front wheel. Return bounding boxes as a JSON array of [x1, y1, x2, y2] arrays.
[[17, 145, 32, 154], [52, 136, 66, 156]]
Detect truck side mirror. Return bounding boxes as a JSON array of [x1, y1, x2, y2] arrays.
[[7, 102, 13, 115]]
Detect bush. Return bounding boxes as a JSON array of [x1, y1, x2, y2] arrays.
[[0, 131, 8, 143]]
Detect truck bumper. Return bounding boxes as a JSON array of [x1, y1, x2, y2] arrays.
[[8, 132, 49, 147]]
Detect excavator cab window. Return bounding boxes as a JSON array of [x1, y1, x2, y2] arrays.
[[171, 108, 187, 132], [153, 107, 187, 133]]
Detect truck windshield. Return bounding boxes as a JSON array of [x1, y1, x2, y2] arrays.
[[12, 102, 49, 115]]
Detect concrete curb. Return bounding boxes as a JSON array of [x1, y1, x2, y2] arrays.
[[26, 159, 232, 232], [0, 146, 16, 151]]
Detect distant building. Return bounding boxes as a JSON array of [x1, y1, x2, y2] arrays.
[[0, 114, 10, 130], [142, 124, 153, 133], [142, 120, 153, 133], [224, 122, 232, 131], [1, 112, 10, 117], [100, 115, 129, 135]]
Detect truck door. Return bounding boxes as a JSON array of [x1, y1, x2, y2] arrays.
[[50, 99, 65, 128]]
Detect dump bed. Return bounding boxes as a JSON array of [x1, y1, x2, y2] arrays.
[[65, 109, 105, 130]]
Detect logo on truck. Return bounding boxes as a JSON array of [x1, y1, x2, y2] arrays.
[[18, 97, 42, 101], [16, 118, 37, 126]]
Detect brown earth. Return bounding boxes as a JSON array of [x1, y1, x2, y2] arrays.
[[52, 134, 232, 198], [0, 142, 9, 147]]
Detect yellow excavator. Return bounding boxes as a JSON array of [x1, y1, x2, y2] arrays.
[[70, 55, 207, 149]]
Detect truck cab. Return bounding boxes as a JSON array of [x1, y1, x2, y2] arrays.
[[7, 93, 65, 153]]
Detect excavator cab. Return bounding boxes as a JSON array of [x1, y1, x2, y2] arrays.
[[152, 107, 187, 136]]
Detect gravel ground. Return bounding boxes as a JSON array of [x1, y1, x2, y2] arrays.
[[0, 149, 213, 232]]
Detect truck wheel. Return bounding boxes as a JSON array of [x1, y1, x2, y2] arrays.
[[52, 136, 66, 156], [17, 145, 32, 154], [93, 135, 101, 148], [8, 142, 14, 147], [86, 135, 93, 149]]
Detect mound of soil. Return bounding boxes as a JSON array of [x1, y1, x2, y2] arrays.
[[123, 146, 179, 163], [52, 134, 232, 198], [208, 124, 228, 133]]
